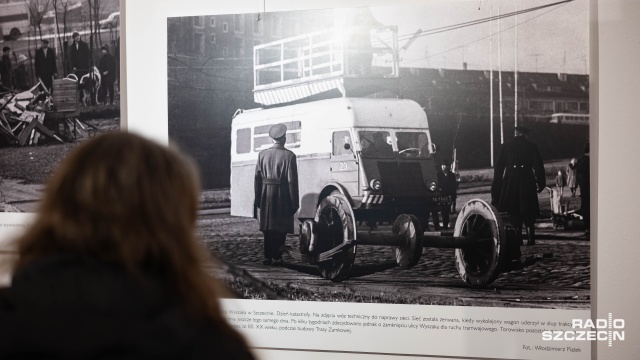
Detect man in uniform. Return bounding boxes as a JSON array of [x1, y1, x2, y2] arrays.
[[34, 39, 57, 92], [491, 126, 546, 245], [254, 124, 299, 266]]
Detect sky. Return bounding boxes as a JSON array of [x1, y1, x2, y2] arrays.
[[339, 0, 589, 74]]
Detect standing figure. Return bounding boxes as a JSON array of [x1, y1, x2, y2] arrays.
[[575, 142, 590, 236], [437, 159, 458, 229], [254, 124, 299, 266], [68, 32, 91, 78], [98, 45, 116, 105], [566, 158, 577, 196], [0, 46, 12, 90], [491, 126, 546, 245], [34, 39, 57, 92], [12, 54, 29, 91], [555, 170, 567, 198]]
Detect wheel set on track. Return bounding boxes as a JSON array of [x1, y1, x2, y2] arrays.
[[299, 195, 548, 287]]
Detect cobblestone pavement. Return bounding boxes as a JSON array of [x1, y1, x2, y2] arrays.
[[198, 211, 590, 308]]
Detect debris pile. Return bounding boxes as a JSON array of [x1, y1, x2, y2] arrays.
[[0, 79, 95, 147]]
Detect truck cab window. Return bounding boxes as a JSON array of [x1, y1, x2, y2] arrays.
[[332, 131, 352, 156], [397, 131, 430, 158], [359, 131, 393, 158]]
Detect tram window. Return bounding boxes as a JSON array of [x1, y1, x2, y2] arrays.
[[253, 121, 301, 151], [359, 131, 393, 158], [332, 131, 352, 156], [236, 128, 251, 154], [397, 131, 430, 158]]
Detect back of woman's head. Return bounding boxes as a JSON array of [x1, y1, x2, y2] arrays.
[[18, 132, 199, 266], [13, 132, 225, 319]]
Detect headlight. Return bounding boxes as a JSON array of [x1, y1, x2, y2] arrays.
[[370, 179, 382, 191], [427, 180, 437, 192]]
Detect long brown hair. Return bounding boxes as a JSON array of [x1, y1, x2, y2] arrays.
[[12, 132, 231, 324]]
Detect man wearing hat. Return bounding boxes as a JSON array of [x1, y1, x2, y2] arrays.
[[491, 126, 546, 245], [0, 46, 12, 89], [437, 159, 458, 229], [254, 124, 299, 265], [98, 44, 116, 105], [68, 32, 90, 78], [34, 39, 57, 91]]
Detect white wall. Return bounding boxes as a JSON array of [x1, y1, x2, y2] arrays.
[[592, 0, 640, 359]]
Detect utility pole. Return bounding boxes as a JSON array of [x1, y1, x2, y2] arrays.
[[498, 6, 504, 144], [489, 6, 494, 166], [514, 0, 519, 129]]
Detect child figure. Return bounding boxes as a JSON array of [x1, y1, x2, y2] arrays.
[[555, 170, 567, 198]]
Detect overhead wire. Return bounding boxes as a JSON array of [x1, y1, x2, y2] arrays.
[[402, 0, 572, 65]]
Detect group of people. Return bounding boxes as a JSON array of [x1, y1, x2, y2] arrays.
[[0, 33, 117, 106], [0, 47, 29, 92]]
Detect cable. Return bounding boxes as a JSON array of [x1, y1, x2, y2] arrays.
[[402, 1, 571, 65], [396, 0, 574, 42]]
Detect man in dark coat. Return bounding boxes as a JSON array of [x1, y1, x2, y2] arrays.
[[575, 142, 590, 235], [34, 39, 57, 92], [68, 32, 91, 78], [437, 159, 458, 229], [491, 126, 546, 245], [98, 44, 116, 105], [254, 124, 299, 265], [0, 46, 12, 90]]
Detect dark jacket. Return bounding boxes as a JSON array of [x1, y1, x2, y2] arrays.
[[0, 54, 12, 88], [437, 170, 457, 198], [12, 63, 28, 91], [576, 154, 590, 196], [99, 51, 117, 83], [0, 254, 255, 360], [254, 143, 299, 233], [68, 40, 91, 73], [34, 47, 57, 83], [491, 136, 546, 220]]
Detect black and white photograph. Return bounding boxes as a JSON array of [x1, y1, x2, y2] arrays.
[[0, 0, 121, 213], [167, 0, 590, 309]]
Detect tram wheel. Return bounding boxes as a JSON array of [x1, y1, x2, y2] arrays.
[[314, 193, 357, 282], [453, 199, 506, 287]]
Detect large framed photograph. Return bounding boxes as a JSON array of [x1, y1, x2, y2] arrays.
[[0, 0, 121, 221], [131, 0, 592, 359], [165, 0, 590, 357]]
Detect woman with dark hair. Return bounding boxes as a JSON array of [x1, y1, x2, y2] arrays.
[[0, 132, 255, 359]]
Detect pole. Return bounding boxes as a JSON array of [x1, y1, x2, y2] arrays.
[[498, 6, 504, 144], [514, 0, 519, 129], [489, 5, 494, 167]]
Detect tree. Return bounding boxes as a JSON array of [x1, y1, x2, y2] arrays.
[[27, 0, 51, 40]]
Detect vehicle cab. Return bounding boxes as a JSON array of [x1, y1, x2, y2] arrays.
[[231, 96, 449, 229]]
